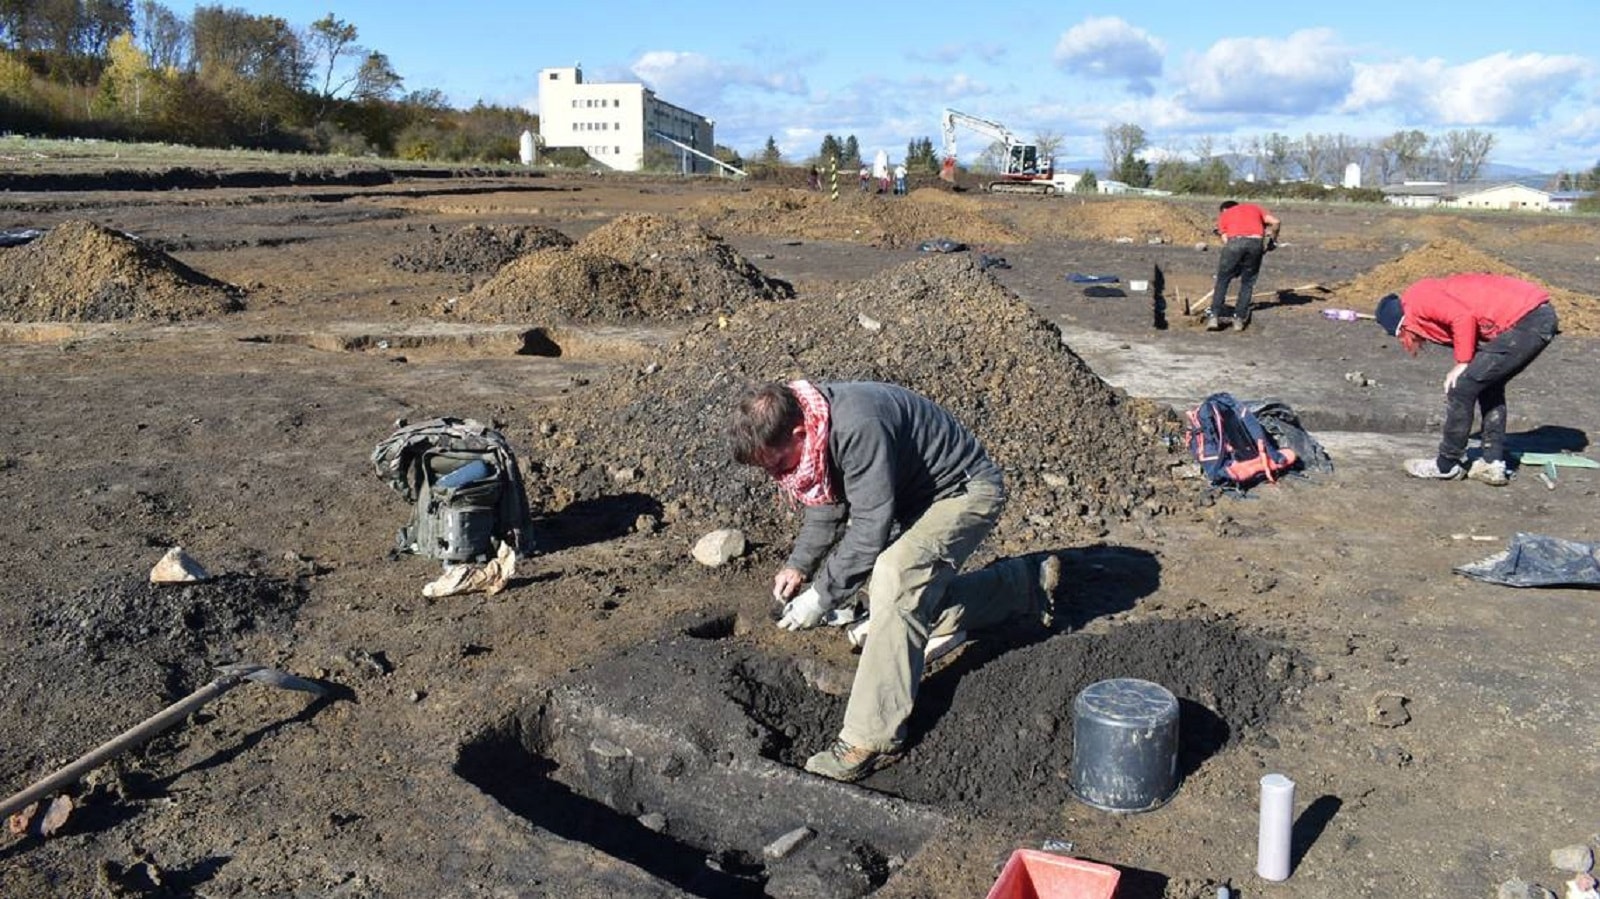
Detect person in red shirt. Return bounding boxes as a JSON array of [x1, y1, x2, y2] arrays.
[[1374, 274, 1558, 484], [1207, 200, 1281, 331]]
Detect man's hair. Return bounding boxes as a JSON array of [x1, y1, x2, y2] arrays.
[[728, 382, 803, 465], [1219, 200, 1239, 211]]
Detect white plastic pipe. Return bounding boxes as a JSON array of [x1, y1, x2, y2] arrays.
[[1256, 773, 1296, 881]]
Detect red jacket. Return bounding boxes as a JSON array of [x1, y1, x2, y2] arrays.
[[1400, 274, 1550, 363]]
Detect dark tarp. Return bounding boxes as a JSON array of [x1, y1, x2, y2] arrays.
[[1454, 532, 1600, 588]]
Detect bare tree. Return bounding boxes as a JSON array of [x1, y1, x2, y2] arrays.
[[1328, 133, 1362, 186], [1294, 133, 1333, 185], [80, 0, 132, 57], [1032, 130, 1064, 168], [1443, 128, 1496, 182], [136, 0, 188, 71], [1192, 135, 1215, 163], [1382, 129, 1430, 182], [1260, 132, 1292, 183]]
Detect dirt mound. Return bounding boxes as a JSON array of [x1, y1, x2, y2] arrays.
[[1002, 197, 1215, 245], [0, 220, 242, 322], [1338, 237, 1600, 335], [526, 254, 1187, 558], [454, 214, 794, 322], [389, 223, 574, 274], [690, 187, 1022, 249]]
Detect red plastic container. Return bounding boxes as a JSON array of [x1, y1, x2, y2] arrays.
[[984, 849, 1121, 899]]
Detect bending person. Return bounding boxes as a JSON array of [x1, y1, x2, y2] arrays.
[[1375, 274, 1558, 485], [728, 380, 1059, 781]]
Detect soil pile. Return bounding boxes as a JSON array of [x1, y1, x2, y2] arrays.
[[1002, 197, 1215, 245], [0, 220, 242, 322], [454, 214, 794, 322], [1338, 237, 1600, 335], [526, 254, 1187, 557], [690, 187, 1022, 249], [389, 223, 574, 275]]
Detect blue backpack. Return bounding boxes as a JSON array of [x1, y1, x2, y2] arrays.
[[1186, 393, 1299, 488]]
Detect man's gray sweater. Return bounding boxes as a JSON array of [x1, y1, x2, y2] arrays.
[[784, 381, 1002, 606]]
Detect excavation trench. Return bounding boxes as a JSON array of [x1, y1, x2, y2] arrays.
[[455, 616, 1301, 897]]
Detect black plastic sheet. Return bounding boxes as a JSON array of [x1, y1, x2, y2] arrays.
[[1454, 533, 1600, 588]]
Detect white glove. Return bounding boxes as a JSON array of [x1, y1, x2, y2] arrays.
[[777, 587, 828, 631]]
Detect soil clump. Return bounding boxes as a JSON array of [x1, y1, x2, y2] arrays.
[[0, 220, 242, 322], [388, 223, 574, 275], [691, 188, 1022, 250], [454, 213, 794, 322], [526, 254, 1187, 558]]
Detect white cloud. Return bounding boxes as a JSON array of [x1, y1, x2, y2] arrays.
[[1052, 16, 1163, 95], [630, 50, 807, 111], [907, 42, 1007, 66], [1180, 28, 1353, 115], [1343, 51, 1590, 126]]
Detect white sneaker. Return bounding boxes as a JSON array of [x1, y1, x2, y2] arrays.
[[1403, 457, 1464, 480], [1467, 459, 1509, 486]]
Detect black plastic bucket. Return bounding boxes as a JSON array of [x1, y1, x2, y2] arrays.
[[1070, 678, 1180, 813]]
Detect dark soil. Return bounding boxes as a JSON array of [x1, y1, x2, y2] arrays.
[[0, 167, 1597, 899]]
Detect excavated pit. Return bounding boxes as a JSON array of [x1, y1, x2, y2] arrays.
[[456, 615, 1301, 897]]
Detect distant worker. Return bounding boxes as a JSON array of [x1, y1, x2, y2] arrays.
[[1375, 274, 1558, 485], [1207, 199, 1282, 332], [893, 162, 907, 195], [859, 164, 870, 192], [807, 165, 821, 191], [728, 380, 1062, 782]]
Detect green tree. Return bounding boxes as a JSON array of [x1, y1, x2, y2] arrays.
[[1102, 123, 1145, 175], [817, 133, 841, 167], [1073, 170, 1098, 194], [307, 13, 358, 118], [1113, 151, 1150, 188], [905, 136, 937, 174], [842, 134, 860, 167], [760, 135, 781, 164], [713, 144, 743, 170]]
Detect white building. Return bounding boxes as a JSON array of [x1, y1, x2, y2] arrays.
[[536, 66, 716, 174], [1381, 180, 1553, 211]]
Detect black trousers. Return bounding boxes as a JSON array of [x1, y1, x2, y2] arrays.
[[1438, 303, 1558, 465], [1211, 237, 1265, 321]]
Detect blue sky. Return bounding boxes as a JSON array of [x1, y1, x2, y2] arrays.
[[225, 1, 1598, 173]]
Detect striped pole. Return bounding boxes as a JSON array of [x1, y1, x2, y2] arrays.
[[829, 158, 838, 201]]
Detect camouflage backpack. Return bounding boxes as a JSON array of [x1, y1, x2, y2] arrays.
[[371, 417, 535, 562]]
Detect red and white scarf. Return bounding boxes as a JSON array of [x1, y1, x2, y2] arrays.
[[776, 379, 838, 506]]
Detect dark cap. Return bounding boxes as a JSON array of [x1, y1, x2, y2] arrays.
[[1375, 293, 1403, 335]]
